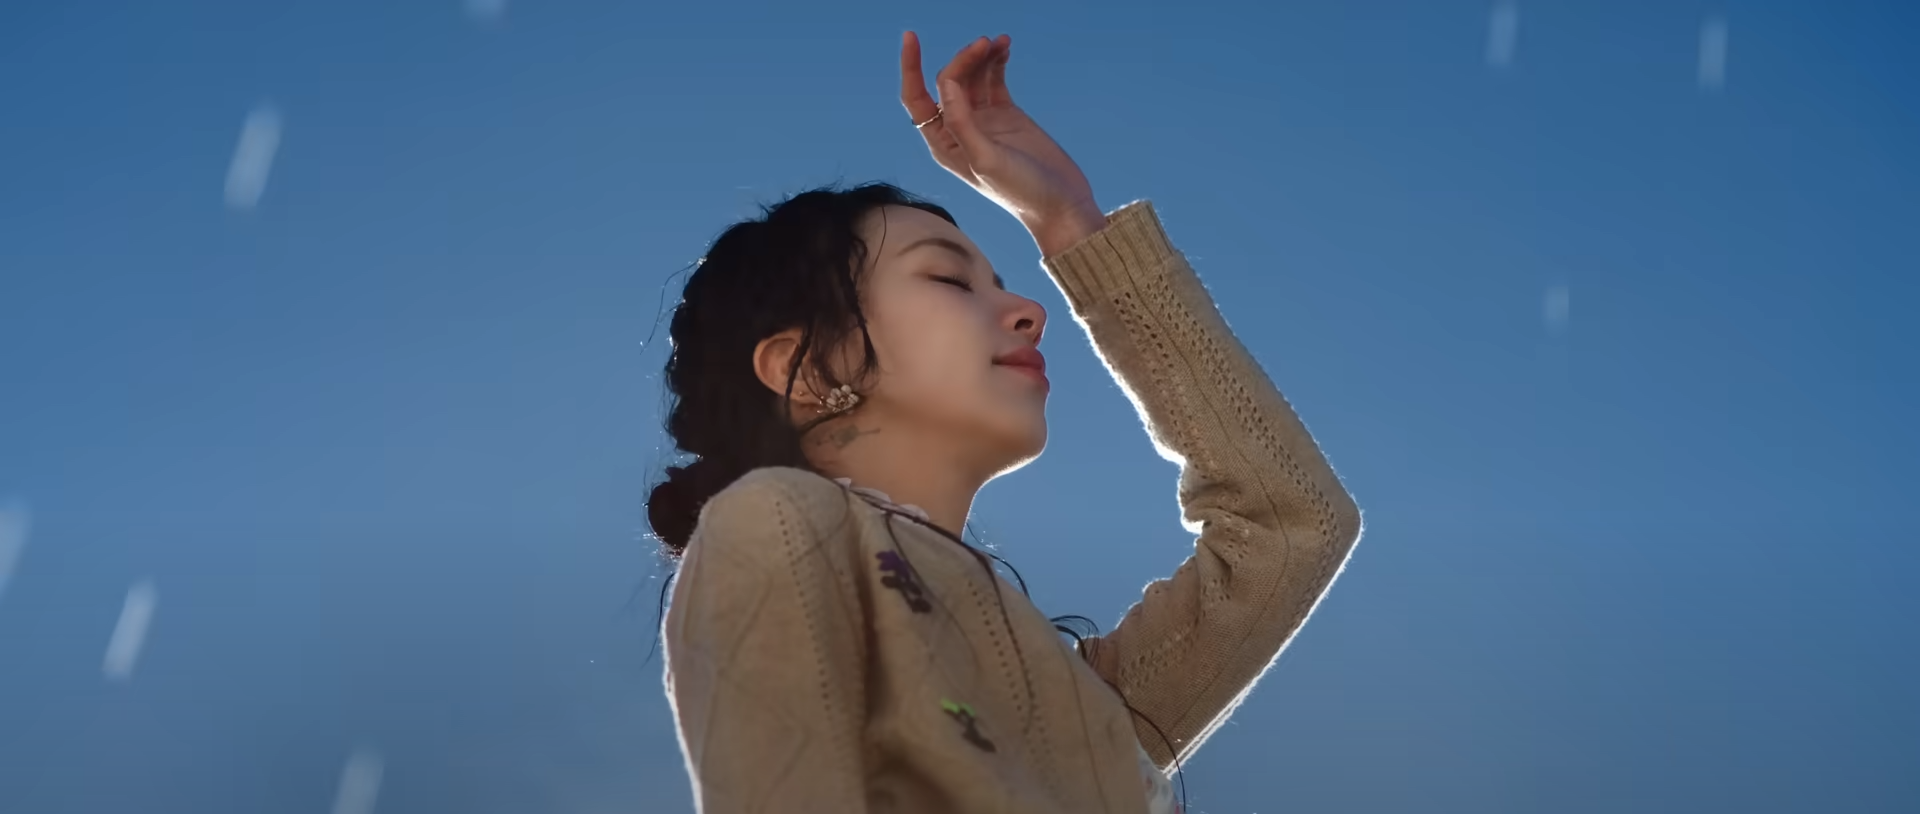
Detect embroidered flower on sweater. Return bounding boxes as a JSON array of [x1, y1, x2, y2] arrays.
[[875, 551, 932, 613], [840, 477, 1173, 810], [940, 698, 996, 753]]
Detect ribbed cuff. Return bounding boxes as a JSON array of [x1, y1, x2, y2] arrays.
[[1039, 200, 1179, 314]]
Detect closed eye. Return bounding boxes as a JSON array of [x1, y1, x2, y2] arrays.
[[932, 275, 974, 292]]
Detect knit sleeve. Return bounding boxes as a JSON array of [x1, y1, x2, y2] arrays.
[[1040, 200, 1365, 770], [663, 468, 871, 813]]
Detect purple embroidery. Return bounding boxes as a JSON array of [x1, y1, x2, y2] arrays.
[[875, 551, 932, 613]]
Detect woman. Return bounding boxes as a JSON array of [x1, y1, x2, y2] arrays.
[[651, 31, 1363, 814]]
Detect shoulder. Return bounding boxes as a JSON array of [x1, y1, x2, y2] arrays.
[[664, 468, 872, 684], [688, 466, 862, 565], [701, 466, 849, 523]]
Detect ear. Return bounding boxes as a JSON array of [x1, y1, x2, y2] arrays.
[[753, 328, 820, 408]]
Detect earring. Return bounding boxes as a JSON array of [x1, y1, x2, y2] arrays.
[[817, 384, 861, 416]]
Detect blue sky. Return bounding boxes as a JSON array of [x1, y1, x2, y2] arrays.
[[2, 1, 1916, 812]]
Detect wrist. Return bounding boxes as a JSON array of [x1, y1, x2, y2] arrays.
[[1027, 204, 1109, 257]]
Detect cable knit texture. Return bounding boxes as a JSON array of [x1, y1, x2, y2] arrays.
[[663, 200, 1364, 813]]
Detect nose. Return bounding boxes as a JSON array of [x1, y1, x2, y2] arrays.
[[1006, 292, 1047, 345]]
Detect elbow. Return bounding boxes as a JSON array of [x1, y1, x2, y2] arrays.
[[1331, 489, 1363, 548]]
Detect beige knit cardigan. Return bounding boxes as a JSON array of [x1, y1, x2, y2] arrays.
[[663, 200, 1364, 813]]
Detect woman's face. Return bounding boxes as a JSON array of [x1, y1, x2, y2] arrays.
[[847, 204, 1051, 475]]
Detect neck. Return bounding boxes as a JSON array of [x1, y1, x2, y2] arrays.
[[807, 416, 986, 536]]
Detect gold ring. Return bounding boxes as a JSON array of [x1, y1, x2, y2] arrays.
[[914, 109, 943, 129]]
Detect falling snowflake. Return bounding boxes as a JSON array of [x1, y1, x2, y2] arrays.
[[465, 0, 507, 22], [103, 578, 157, 680], [0, 499, 27, 602], [1543, 285, 1571, 333], [1698, 15, 1729, 91], [1486, 1, 1519, 68], [224, 104, 282, 211], [332, 747, 385, 814]]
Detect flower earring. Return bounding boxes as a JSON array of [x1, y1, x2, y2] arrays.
[[817, 384, 861, 416]]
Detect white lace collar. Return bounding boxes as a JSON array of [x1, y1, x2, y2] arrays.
[[831, 477, 933, 524]]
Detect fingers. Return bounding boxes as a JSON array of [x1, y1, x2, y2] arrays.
[[898, 32, 1009, 176], [904, 34, 1004, 115], [899, 31, 939, 124], [985, 35, 1012, 107], [935, 36, 994, 103], [964, 36, 1002, 108], [936, 75, 994, 164], [900, 31, 970, 176], [947, 37, 996, 131]]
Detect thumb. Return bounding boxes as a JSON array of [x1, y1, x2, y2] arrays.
[[938, 79, 995, 163]]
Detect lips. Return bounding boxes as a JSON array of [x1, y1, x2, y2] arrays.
[[994, 346, 1049, 393], [993, 346, 1047, 375]]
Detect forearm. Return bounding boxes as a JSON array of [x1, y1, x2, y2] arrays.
[[1041, 201, 1357, 522], [1040, 199, 1364, 765]]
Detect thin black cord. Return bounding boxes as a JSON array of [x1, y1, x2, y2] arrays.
[[643, 569, 677, 668], [1054, 624, 1189, 812], [853, 493, 1190, 813], [853, 497, 1041, 731], [655, 487, 1191, 811]]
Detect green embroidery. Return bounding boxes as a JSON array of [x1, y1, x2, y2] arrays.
[[940, 698, 995, 752]]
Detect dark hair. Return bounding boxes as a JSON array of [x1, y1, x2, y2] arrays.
[[646, 182, 956, 555]]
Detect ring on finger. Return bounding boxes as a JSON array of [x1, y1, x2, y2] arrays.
[[914, 107, 944, 129]]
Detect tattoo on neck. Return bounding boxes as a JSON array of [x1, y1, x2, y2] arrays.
[[823, 423, 879, 450]]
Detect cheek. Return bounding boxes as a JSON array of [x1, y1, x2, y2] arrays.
[[865, 293, 996, 407]]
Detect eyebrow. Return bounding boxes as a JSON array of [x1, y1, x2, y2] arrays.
[[898, 236, 1004, 289]]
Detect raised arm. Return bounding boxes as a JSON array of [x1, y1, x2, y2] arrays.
[[900, 30, 1364, 769], [1043, 201, 1363, 769], [663, 469, 871, 813]]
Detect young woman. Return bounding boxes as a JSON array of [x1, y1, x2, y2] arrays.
[[650, 31, 1363, 814]]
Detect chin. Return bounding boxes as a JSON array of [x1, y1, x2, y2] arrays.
[[986, 420, 1049, 477]]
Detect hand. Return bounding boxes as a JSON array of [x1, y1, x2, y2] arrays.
[[900, 32, 1108, 256]]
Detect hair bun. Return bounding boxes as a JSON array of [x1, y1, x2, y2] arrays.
[[647, 458, 732, 556]]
